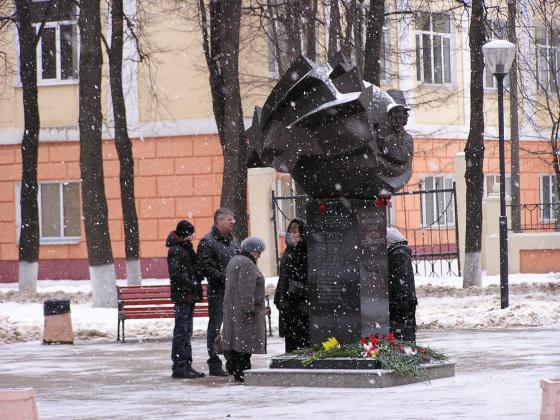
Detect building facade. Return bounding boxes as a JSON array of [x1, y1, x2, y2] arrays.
[[0, 0, 558, 281]]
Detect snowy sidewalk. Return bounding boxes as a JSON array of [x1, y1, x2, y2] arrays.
[[1, 328, 559, 419]]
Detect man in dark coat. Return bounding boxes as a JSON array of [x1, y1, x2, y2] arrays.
[[197, 208, 239, 376], [274, 218, 310, 353], [167, 220, 205, 379], [387, 227, 418, 343]]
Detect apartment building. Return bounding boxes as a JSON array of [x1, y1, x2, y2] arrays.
[[0, 0, 557, 281]]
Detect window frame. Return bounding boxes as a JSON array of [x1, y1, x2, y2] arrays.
[[484, 174, 511, 197], [419, 175, 456, 228], [535, 27, 560, 94], [539, 174, 559, 222], [33, 18, 79, 85], [483, 20, 510, 90], [15, 180, 82, 245], [415, 11, 453, 86]]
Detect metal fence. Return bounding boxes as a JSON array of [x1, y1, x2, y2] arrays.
[[507, 203, 560, 232], [271, 184, 461, 277]]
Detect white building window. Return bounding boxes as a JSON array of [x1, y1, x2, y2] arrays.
[[31, 0, 79, 84], [16, 180, 81, 244], [484, 20, 510, 89], [420, 176, 455, 227], [536, 27, 560, 93], [485, 174, 511, 196], [540, 174, 558, 222], [379, 26, 392, 82], [415, 12, 452, 85], [39, 182, 81, 241], [274, 176, 299, 234]]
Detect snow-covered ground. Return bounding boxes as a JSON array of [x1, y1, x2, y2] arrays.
[[1, 272, 559, 344], [1, 272, 559, 419]]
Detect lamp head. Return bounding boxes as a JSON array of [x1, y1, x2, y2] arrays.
[[482, 39, 516, 75]]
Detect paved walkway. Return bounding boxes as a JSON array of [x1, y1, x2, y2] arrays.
[[1, 329, 559, 419]]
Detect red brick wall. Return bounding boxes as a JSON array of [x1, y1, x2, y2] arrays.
[[520, 249, 560, 274], [0, 134, 223, 282]]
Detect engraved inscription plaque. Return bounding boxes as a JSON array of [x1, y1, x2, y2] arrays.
[[307, 199, 389, 345]]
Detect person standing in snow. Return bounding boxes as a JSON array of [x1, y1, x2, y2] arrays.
[[166, 220, 205, 379], [387, 227, 418, 343], [222, 236, 267, 383], [274, 218, 310, 353], [197, 208, 239, 376]]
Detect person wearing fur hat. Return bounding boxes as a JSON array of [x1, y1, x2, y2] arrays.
[[221, 236, 266, 382], [166, 220, 205, 379], [386, 227, 417, 343], [274, 218, 310, 353]]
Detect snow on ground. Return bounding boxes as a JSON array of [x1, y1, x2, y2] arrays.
[[0, 273, 559, 344]]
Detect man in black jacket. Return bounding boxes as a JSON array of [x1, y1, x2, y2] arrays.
[[197, 208, 239, 376], [167, 220, 205, 379], [387, 227, 418, 343]]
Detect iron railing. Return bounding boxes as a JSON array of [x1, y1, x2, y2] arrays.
[[508, 203, 560, 232], [271, 184, 461, 277]]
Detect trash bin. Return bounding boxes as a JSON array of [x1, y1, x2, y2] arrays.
[[43, 298, 74, 344], [0, 388, 39, 420], [541, 378, 560, 420]]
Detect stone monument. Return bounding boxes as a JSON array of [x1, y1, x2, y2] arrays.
[[246, 52, 413, 344]]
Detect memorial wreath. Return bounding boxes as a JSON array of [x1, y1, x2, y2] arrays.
[[293, 333, 448, 379]]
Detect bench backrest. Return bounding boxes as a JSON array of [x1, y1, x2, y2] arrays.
[[117, 283, 208, 306]]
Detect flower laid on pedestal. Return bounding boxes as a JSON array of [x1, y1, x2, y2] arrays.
[[292, 333, 448, 379]]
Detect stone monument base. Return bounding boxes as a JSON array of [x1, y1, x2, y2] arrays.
[[244, 361, 455, 388]]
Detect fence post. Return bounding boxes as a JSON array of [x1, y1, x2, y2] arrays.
[[247, 167, 278, 277], [454, 153, 467, 277]]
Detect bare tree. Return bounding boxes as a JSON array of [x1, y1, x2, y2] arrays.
[[363, 0, 384, 84], [463, 0, 486, 288], [14, 0, 40, 292], [107, 0, 141, 285], [13, 0, 54, 292], [507, 0, 521, 232], [198, 0, 248, 238], [513, 0, 560, 227], [79, 0, 117, 307]]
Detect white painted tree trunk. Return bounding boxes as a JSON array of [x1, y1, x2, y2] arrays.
[[18, 261, 38, 292], [126, 258, 142, 285], [462, 252, 482, 287], [90, 263, 118, 307]]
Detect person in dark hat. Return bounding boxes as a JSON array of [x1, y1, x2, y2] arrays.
[[166, 220, 205, 379], [222, 236, 267, 382], [387, 227, 417, 343], [274, 218, 310, 353]]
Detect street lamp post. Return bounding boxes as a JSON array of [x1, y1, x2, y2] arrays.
[[482, 40, 517, 309]]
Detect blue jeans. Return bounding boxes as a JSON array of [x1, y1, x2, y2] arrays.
[[171, 303, 194, 373], [206, 289, 224, 372]]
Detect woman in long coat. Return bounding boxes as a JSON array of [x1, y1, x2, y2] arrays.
[[222, 236, 266, 383], [274, 218, 310, 353]]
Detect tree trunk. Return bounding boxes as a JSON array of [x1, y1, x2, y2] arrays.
[[353, 0, 365, 75], [285, 0, 302, 63], [109, 0, 141, 285], [342, 0, 355, 60], [363, 0, 385, 85], [303, 0, 317, 60], [328, 0, 341, 59], [508, 0, 521, 233], [199, 0, 248, 238], [79, 0, 117, 306], [15, 0, 40, 292], [463, 0, 485, 288]]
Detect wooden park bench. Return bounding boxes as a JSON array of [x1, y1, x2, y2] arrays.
[[117, 283, 272, 342]]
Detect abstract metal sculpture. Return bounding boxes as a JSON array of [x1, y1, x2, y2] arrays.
[[246, 52, 413, 199]]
